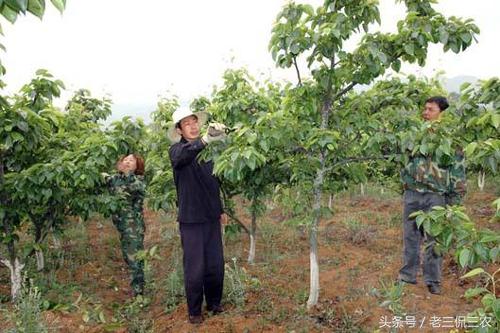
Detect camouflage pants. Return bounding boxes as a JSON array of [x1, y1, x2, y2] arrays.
[[399, 190, 446, 286], [112, 214, 145, 295]]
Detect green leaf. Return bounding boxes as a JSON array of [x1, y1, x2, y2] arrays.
[[27, 0, 45, 19], [50, 0, 65, 13], [10, 131, 24, 143], [16, 120, 29, 132], [459, 248, 471, 268], [404, 44, 414, 56], [429, 221, 443, 236], [473, 243, 489, 262], [419, 143, 428, 155], [459, 82, 471, 91], [465, 142, 477, 157], [148, 245, 158, 257], [409, 210, 423, 219], [450, 42, 460, 53], [242, 150, 251, 160], [247, 157, 256, 170], [481, 293, 495, 308], [492, 113, 500, 129], [415, 214, 425, 228], [259, 140, 269, 152], [391, 60, 401, 72], [439, 30, 449, 44], [98, 310, 106, 323], [5, 0, 28, 13], [460, 32, 472, 44], [378, 52, 387, 64], [450, 209, 469, 223], [493, 299, 500, 321], [302, 4, 314, 16], [488, 156, 497, 174], [460, 267, 484, 279], [42, 188, 52, 200], [480, 234, 500, 243], [1, 4, 19, 23], [490, 247, 499, 262], [464, 287, 488, 299], [444, 230, 453, 248]]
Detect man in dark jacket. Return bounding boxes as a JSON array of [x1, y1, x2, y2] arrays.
[[168, 107, 227, 324]]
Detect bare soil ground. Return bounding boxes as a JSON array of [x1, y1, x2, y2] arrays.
[[0, 183, 498, 332]]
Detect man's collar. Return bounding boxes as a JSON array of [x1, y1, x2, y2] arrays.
[[180, 136, 200, 143]]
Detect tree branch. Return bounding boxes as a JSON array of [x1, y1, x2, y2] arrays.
[[319, 52, 336, 127], [293, 56, 302, 87], [226, 211, 250, 235], [220, 188, 250, 235], [333, 82, 357, 101], [324, 154, 396, 173]]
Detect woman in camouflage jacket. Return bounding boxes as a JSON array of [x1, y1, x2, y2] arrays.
[[106, 154, 146, 297]]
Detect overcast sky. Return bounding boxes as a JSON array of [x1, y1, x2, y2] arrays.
[[1, 0, 498, 121]]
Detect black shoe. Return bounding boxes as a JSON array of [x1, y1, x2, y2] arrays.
[[207, 304, 224, 315], [132, 283, 144, 297], [133, 290, 144, 297], [189, 315, 203, 324], [427, 284, 441, 295], [397, 278, 416, 285]]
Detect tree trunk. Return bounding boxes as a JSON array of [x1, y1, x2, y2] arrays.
[[32, 210, 58, 271], [34, 222, 45, 271], [248, 199, 258, 264], [477, 170, 485, 191], [1, 257, 25, 301], [307, 158, 325, 309], [306, 61, 333, 308], [360, 183, 365, 196], [328, 194, 333, 210], [1, 154, 25, 301], [248, 233, 256, 264], [35, 250, 45, 271], [308, 238, 319, 309]]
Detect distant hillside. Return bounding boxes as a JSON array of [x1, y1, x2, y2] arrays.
[[107, 103, 156, 125], [444, 75, 478, 93], [104, 76, 480, 124]]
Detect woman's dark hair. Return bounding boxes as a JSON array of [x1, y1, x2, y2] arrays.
[[425, 96, 449, 111], [116, 154, 145, 175]]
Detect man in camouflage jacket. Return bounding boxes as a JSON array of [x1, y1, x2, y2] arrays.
[[398, 96, 467, 295], [107, 170, 146, 296]]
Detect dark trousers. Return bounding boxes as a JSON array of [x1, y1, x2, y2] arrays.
[[399, 190, 446, 285], [113, 216, 145, 295], [179, 221, 224, 316]]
